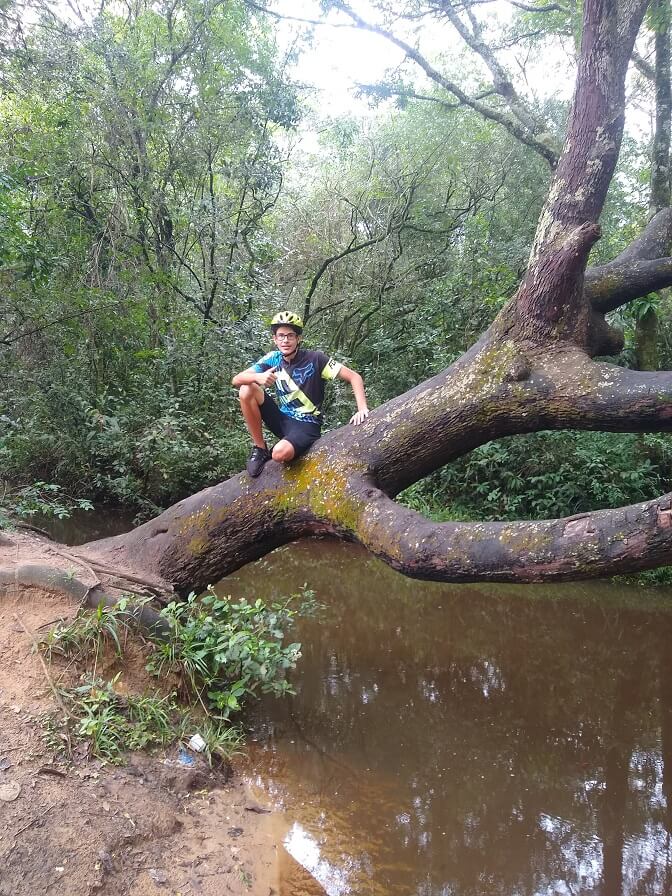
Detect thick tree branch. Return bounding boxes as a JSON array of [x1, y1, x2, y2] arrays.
[[74, 340, 672, 594], [587, 257, 672, 312], [506, 0, 649, 345], [355, 487, 672, 582], [586, 208, 672, 311], [352, 348, 672, 495], [614, 208, 672, 262]]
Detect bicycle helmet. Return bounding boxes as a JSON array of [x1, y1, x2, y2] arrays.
[[270, 311, 304, 334]]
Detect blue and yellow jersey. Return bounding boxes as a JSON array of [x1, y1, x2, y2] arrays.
[[252, 349, 342, 425]]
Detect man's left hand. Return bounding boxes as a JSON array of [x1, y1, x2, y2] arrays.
[[350, 409, 370, 425]]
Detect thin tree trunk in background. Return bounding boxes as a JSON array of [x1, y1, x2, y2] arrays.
[[650, 0, 672, 214], [636, 0, 671, 370]]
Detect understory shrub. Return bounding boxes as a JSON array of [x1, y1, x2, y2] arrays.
[[146, 588, 302, 718], [0, 382, 249, 511], [399, 431, 672, 522], [0, 313, 260, 510]]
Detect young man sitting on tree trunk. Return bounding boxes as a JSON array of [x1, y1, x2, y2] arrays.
[[232, 311, 370, 478]]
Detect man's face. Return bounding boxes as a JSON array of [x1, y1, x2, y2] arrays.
[[273, 327, 301, 356]]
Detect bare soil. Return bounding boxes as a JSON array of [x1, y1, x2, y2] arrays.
[[0, 532, 324, 896]]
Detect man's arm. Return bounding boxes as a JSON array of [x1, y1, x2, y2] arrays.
[[232, 366, 277, 388], [337, 366, 369, 425]]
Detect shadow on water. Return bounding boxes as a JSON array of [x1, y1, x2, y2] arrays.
[[223, 539, 672, 896]]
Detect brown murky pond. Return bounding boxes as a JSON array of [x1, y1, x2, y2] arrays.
[[224, 540, 672, 896]]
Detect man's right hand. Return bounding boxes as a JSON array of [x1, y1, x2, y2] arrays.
[[256, 370, 277, 387]]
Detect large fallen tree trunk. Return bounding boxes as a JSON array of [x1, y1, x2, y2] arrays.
[[4, 0, 672, 599]]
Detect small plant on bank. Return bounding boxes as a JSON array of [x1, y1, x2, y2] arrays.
[[614, 565, 672, 587], [56, 675, 175, 762], [40, 588, 304, 763], [44, 674, 244, 765], [191, 716, 245, 763], [146, 587, 302, 719], [42, 596, 149, 667]]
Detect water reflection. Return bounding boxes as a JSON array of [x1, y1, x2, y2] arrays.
[[284, 822, 353, 895], [224, 540, 672, 896], [37, 507, 135, 545]]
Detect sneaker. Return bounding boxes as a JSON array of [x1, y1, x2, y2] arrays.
[[246, 446, 271, 478]]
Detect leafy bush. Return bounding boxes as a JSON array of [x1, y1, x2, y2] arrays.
[[42, 596, 145, 665], [0, 480, 93, 530], [618, 565, 672, 586], [0, 315, 255, 511], [147, 588, 302, 719], [399, 431, 672, 522]]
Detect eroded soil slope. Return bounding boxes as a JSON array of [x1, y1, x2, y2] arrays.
[[0, 568, 280, 896]]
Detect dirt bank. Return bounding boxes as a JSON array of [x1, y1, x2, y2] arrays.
[[0, 533, 324, 896]]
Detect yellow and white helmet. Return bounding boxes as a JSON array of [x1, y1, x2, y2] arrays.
[[270, 311, 304, 333]]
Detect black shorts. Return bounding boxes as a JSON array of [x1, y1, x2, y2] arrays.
[[260, 397, 322, 457]]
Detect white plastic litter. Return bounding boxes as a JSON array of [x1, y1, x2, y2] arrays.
[[188, 733, 206, 753]]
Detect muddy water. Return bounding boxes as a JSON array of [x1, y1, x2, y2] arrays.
[[224, 540, 672, 896], [34, 507, 136, 545]]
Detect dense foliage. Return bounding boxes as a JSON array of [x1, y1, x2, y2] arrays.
[[401, 432, 672, 522], [0, 0, 295, 510]]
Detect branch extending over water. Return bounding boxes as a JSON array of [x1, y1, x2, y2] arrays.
[[354, 486, 672, 583]]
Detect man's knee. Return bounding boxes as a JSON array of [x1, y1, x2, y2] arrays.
[[272, 440, 295, 463], [239, 383, 261, 404]]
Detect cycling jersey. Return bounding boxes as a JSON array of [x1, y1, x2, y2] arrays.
[[251, 349, 342, 426]]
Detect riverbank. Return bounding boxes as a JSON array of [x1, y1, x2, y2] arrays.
[[0, 562, 294, 896]]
